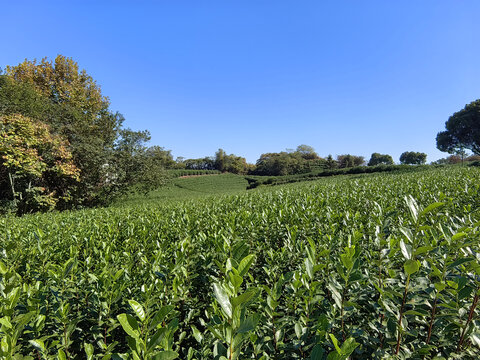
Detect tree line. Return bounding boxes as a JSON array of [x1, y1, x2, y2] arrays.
[[2, 55, 478, 215]]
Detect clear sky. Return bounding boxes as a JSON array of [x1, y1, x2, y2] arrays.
[[1, 1, 479, 163]]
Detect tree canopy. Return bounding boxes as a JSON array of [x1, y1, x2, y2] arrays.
[[295, 144, 319, 160], [336, 154, 365, 168], [368, 153, 394, 166], [436, 99, 480, 155], [215, 149, 250, 174], [399, 151, 427, 165]]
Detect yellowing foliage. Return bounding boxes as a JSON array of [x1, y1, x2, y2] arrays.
[[5, 55, 109, 115], [0, 114, 80, 212]]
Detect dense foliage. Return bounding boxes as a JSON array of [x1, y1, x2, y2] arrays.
[[399, 152, 427, 165], [0, 56, 165, 213], [246, 164, 432, 189], [254, 146, 326, 176], [368, 153, 394, 166], [1, 167, 480, 359], [0, 114, 80, 214], [436, 99, 480, 155], [336, 155, 365, 169]]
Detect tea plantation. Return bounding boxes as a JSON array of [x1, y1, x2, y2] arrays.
[[1, 167, 480, 359]]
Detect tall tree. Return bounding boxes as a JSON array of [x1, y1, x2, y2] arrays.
[[436, 99, 480, 155], [215, 148, 226, 172], [1, 56, 161, 207], [325, 154, 337, 169], [399, 151, 427, 165]]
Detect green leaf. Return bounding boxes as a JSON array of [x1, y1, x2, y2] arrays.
[[458, 286, 474, 300], [83, 343, 93, 360], [191, 325, 203, 343], [329, 333, 342, 353], [448, 257, 474, 269], [228, 272, 243, 289], [237, 313, 259, 333], [147, 328, 168, 352], [213, 283, 232, 318], [405, 195, 419, 222], [150, 305, 175, 330], [232, 288, 258, 308], [328, 283, 343, 309], [0, 317, 12, 329], [295, 322, 302, 338], [452, 232, 467, 241], [151, 351, 179, 360], [237, 254, 255, 277], [404, 259, 420, 275], [63, 258, 75, 278], [404, 310, 428, 316], [434, 282, 447, 292], [399, 240, 412, 260], [420, 202, 444, 217], [117, 313, 140, 339], [310, 344, 326, 360], [128, 300, 146, 322], [112, 355, 129, 360], [84, 343, 94, 360], [305, 258, 314, 279], [28, 339, 45, 352], [58, 349, 67, 360], [113, 269, 124, 281], [0, 261, 7, 274], [340, 337, 359, 356], [415, 246, 433, 256], [340, 253, 353, 271]]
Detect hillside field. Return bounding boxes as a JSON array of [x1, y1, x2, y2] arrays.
[[117, 173, 249, 206], [1, 167, 480, 359]]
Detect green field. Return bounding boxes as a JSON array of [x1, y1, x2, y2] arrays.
[[1, 168, 480, 359], [118, 173, 249, 206]]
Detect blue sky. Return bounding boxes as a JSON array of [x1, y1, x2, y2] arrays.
[[1, 1, 479, 163]]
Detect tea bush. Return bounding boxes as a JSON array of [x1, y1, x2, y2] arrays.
[[1, 167, 479, 359]]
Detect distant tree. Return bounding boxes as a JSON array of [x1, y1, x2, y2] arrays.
[[399, 151, 427, 165], [337, 154, 365, 168], [325, 154, 337, 169], [432, 155, 461, 165], [367, 153, 394, 166], [436, 99, 480, 155], [295, 144, 319, 160], [467, 154, 480, 162], [183, 157, 216, 170], [145, 146, 176, 169], [109, 129, 167, 197], [215, 149, 227, 172], [214, 149, 249, 174], [0, 114, 80, 214]]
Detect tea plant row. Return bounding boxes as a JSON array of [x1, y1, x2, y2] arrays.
[[1, 167, 479, 359]]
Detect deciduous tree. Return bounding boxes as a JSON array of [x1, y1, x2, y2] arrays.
[[0, 114, 79, 214], [436, 99, 480, 155], [337, 154, 365, 168], [368, 153, 394, 166], [399, 151, 427, 165]]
